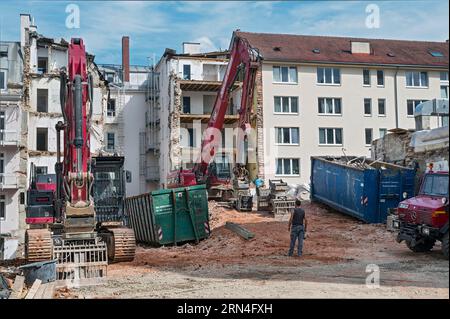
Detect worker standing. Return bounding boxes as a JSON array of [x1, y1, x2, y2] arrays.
[[288, 199, 308, 257]]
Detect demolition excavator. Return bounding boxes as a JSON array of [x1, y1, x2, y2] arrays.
[[167, 34, 260, 211], [25, 38, 135, 279]]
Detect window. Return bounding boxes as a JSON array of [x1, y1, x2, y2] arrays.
[[105, 72, 114, 83], [187, 128, 196, 147], [363, 69, 370, 85], [379, 128, 387, 138], [378, 99, 386, 116], [107, 99, 116, 117], [36, 89, 48, 112], [365, 128, 373, 145], [183, 96, 191, 114], [273, 66, 297, 83], [429, 51, 444, 57], [274, 96, 298, 113], [0, 153, 4, 184], [0, 70, 6, 90], [318, 98, 342, 115], [319, 128, 343, 145], [36, 128, 48, 151], [275, 158, 300, 176], [0, 195, 5, 220], [37, 57, 48, 74], [317, 67, 340, 84], [107, 132, 115, 151], [441, 85, 449, 99], [376, 70, 384, 86], [440, 72, 449, 82], [275, 127, 299, 145], [183, 64, 191, 80], [407, 99, 427, 116], [364, 98, 372, 116], [35, 166, 48, 175], [406, 71, 428, 87]]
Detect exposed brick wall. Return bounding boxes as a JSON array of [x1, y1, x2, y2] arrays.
[[255, 66, 265, 179]]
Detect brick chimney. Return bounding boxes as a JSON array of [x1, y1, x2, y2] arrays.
[[122, 36, 130, 83]]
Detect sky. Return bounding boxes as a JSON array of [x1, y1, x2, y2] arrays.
[[0, 1, 448, 66]]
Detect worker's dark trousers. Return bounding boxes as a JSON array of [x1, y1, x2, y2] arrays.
[[288, 225, 304, 256]]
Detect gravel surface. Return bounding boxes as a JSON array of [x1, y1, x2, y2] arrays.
[[58, 202, 449, 299]]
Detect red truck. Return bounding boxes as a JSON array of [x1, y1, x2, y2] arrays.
[[392, 170, 449, 259]]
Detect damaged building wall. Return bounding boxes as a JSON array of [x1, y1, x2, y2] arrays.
[[168, 71, 182, 172], [372, 128, 449, 180]]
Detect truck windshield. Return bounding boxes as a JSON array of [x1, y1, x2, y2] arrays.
[[420, 174, 449, 197]]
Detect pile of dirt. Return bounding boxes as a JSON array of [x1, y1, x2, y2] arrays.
[[110, 201, 399, 276]]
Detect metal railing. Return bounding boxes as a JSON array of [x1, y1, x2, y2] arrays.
[[0, 174, 18, 188], [0, 130, 19, 146]]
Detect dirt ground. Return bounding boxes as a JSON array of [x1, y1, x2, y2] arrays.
[[57, 201, 449, 299]]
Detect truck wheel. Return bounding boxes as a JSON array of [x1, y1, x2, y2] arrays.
[[406, 238, 436, 253], [442, 232, 449, 259]]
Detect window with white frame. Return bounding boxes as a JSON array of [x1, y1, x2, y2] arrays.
[[440, 71, 449, 82], [319, 128, 343, 145], [318, 98, 342, 115], [37, 57, 48, 74], [183, 64, 191, 80], [0, 69, 6, 90], [36, 89, 48, 112], [363, 69, 370, 86], [107, 99, 116, 117], [377, 70, 384, 86], [379, 128, 387, 138], [274, 96, 298, 113], [441, 86, 449, 99], [406, 71, 428, 87], [106, 132, 115, 151], [378, 99, 386, 116], [407, 99, 427, 116], [0, 194, 5, 220], [275, 158, 300, 176], [273, 66, 297, 83], [317, 67, 340, 84], [364, 98, 372, 116], [275, 127, 299, 145], [365, 128, 373, 145]]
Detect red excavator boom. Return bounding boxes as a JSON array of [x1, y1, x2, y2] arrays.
[[169, 33, 261, 188]]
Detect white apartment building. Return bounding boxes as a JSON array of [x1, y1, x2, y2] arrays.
[[234, 32, 449, 185], [156, 43, 242, 187], [98, 36, 159, 196], [0, 41, 25, 260]]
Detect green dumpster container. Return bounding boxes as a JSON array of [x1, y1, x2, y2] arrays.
[[125, 184, 210, 245]]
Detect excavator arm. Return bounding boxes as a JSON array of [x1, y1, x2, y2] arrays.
[[192, 34, 261, 183]]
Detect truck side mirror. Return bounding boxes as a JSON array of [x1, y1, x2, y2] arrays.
[[126, 170, 132, 183]]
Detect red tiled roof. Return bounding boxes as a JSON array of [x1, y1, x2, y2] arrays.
[[235, 31, 449, 68]]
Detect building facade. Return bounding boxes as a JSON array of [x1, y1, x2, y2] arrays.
[[235, 32, 449, 185], [155, 43, 243, 187], [0, 41, 25, 260]]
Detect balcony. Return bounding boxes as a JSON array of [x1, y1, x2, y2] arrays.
[[0, 130, 19, 147], [0, 174, 18, 189], [145, 166, 160, 181], [180, 113, 239, 124]]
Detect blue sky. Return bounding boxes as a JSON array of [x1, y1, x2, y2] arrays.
[[0, 1, 448, 65]]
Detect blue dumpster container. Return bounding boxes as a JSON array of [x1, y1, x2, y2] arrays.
[[310, 156, 416, 223]]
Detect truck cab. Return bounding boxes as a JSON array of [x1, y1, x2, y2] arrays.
[[392, 171, 449, 258]]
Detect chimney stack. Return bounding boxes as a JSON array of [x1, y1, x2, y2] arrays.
[[122, 36, 130, 83]]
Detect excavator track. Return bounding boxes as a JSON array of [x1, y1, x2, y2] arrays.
[[103, 228, 136, 263], [25, 229, 53, 262]]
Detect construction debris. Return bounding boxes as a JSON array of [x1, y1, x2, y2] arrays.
[[225, 222, 255, 240], [8, 275, 25, 299], [0, 274, 10, 299], [24, 279, 42, 299]]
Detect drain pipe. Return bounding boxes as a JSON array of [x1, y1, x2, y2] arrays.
[[394, 67, 399, 128]]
